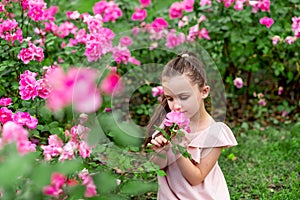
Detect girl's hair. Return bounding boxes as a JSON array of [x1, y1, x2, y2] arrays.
[[143, 51, 207, 148]]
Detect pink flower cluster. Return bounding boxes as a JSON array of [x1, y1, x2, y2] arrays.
[[46, 66, 101, 113], [0, 19, 23, 43], [271, 35, 297, 45], [253, 92, 266, 106], [111, 45, 141, 65], [82, 14, 115, 62], [169, 0, 195, 19], [151, 17, 169, 33], [17, 42, 44, 64], [166, 29, 185, 49], [132, 7, 147, 21], [233, 77, 243, 89], [19, 70, 51, 100], [187, 23, 210, 41], [216, 0, 246, 10], [259, 17, 274, 28], [271, 35, 281, 45], [43, 172, 67, 199], [200, 0, 212, 7], [140, 0, 151, 8], [119, 36, 133, 47], [151, 86, 164, 97], [0, 107, 38, 129], [78, 168, 98, 198], [51, 21, 78, 39], [291, 16, 300, 38], [164, 111, 191, 133], [216, 0, 270, 12], [0, 2, 5, 12], [93, 0, 122, 23], [43, 169, 97, 199], [152, 86, 164, 102], [41, 124, 92, 161], [26, 0, 47, 22], [251, 0, 270, 13], [0, 121, 36, 155], [100, 68, 124, 95], [0, 97, 12, 107], [131, 0, 151, 21]]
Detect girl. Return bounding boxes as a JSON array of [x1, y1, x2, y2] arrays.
[[145, 52, 238, 200]]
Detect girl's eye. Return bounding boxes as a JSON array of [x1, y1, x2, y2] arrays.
[[179, 96, 189, 100]]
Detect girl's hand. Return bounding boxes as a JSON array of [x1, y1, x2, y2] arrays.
[[150, 134, 169, 151]]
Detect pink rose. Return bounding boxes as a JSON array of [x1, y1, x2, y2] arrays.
[[259, 17, 274, 28], [140, 0, 151, 7], [132, 8, 147, 21], [233, 77, 243, 89], [119, 36, 133, 47], [0, 107, 13, 124], [164, 111, 191, 133], [258, 99, 267, 106], [100, 71, 124, 95], [169, 2, 184, 19], [151, 17, 169, 32], [278, 86, 284, 95], [0, 97, 12, 107], [18, 48, 34, 64]]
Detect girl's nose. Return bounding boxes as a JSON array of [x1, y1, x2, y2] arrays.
[[173, 100, 182, 111]]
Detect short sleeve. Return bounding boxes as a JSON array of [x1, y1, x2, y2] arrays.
[[187, 122, 238, 163]]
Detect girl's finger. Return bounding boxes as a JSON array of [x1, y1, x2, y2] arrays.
[[151, 139, 161, 147], [156, 135, 168, 144]]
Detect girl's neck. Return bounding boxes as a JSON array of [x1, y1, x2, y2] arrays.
[[189, 110, 213, 132]]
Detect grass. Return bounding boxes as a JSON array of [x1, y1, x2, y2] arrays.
[[219, 122, 300, 200], [131, 122, 300, 199]]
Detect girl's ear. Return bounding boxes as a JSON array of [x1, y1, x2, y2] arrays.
[[201, 85, 210, 99]]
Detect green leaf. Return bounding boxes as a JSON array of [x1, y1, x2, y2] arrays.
[[121, 181, 157, 195], [39, 106, 52, 122], [0, 148, 37, 186], [156, 169, 166, 177], [94, 171, 118, 194], [48, 121, 59, 128]]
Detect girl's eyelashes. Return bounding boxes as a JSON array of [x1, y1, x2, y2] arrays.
[[164, 95, 189, 101], [179, 96, 189, 100]]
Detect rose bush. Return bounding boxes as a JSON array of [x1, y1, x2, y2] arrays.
[[0, 0, 299, 199]]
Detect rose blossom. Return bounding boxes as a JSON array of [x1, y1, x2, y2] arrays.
[[151, 17, 169, 33], [278, 86, 284, 95], [169, 2, 184, 19], [259, 17, 274, 28], [132, 8, 147, 21], [100, 70, 124, 95], [0, 97, 12, 107], [151, 86, 163, 97], [140, 0, 151, 7], [258, 99, 266, 106], [164, 111, 191, 133], [233, 77, 243, 88], [119, 36, 133, 47]]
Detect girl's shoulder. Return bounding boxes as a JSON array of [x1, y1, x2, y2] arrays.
[[187, 122, 238, 148]]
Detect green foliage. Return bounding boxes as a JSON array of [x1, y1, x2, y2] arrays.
[[219, 123, 300, 199], [0, 0, 299, 199]]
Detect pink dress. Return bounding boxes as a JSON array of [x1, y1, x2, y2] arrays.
[[154, 122, 238, 200]]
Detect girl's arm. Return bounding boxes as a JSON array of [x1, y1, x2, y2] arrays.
[[176, 147, 223, 186], [149, 134, 169, 169], [150, 148, 168, 169]]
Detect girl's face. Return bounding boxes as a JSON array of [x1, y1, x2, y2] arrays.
[[162, 74, 209, 122]]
